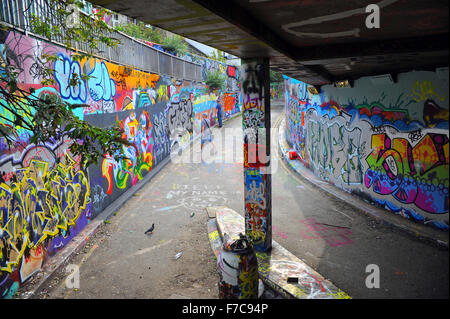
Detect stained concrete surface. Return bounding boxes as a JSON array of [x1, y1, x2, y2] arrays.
[[22, 102, 448, 299]]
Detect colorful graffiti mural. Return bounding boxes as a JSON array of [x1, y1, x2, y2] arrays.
[[0, 28, 242, 297], [0, 150, 91, 298], [284, 72, 449, 230], [101, 111, 153, 195], [184, 53, 241, 118], [0, 157, 90, 271], [365, 132, 449, 215], [270, 82, 284, 100]]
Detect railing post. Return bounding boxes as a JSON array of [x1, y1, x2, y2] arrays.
[[157, 51, 161, 75]]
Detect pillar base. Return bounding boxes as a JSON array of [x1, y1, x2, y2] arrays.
[[206, 206, 351, 299]]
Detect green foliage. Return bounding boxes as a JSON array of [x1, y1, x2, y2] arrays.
[[0, 84, 130, 168], [27, 0, 121, 89], [29, 0, 120, 57], [117, 22, 187, 56], [115, 21, 162, 44], [205, 70, 226, 91], [270, 70, 283, 83], [161, 34, 188, 56], [0, 0, 129, 169], [208, 49, 227, 63]]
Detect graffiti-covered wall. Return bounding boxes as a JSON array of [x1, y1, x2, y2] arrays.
[[184, 53, 242, 119], [0, 28, 241, 298], [284, 71, 449, 230], [270, 82, 284, 101]]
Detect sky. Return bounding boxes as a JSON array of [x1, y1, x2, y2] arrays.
[[184, 38, 240, 65], [184, 38, 216, 56]]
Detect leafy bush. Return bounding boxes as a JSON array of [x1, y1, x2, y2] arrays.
[[117, 22, 187, 56], [205, 70, 226, 91], [161, 35, 188, 56], [270, 70, 283, 83], [116, 22, 162, 44], [208, 49, 227, 63]]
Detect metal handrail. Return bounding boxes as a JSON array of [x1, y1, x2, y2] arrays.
[[0, 0, 203, 81]]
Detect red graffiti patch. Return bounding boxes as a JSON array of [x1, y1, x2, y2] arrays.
[[227, 65, 236, 78], [300, 218, 353, 247]]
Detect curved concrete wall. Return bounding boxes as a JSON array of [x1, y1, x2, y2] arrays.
[[284, 70, 449, 231], [0, 28, 241, 298]]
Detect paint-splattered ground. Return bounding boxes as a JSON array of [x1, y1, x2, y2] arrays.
[[17, 104, 449, 299]]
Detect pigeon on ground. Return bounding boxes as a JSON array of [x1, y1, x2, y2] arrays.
[[144, 223, 155, 235]]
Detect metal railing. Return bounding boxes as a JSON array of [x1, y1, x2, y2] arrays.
[[0, 0, 202, 81]]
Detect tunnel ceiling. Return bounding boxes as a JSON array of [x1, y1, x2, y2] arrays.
[[92, 0, 449, 86]]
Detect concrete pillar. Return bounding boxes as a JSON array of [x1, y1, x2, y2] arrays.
[[241, 58, 272, 252]]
